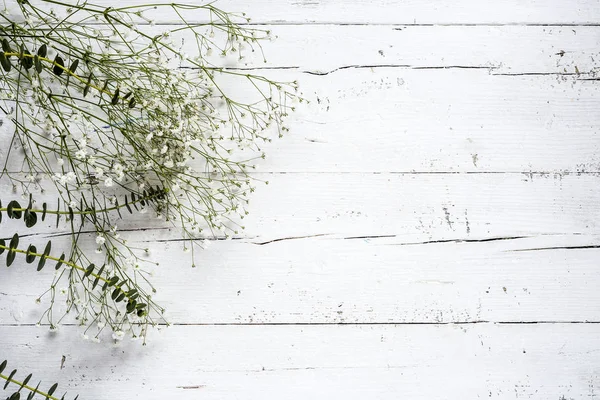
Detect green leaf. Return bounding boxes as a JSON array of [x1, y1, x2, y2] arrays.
[[41, 203, 47, 221], [6, 250, 16, 267], [36, 256, 46, 271], [37, 241, 51, 271], [2, 39, 12, 54], [55, 253, 65, 270], [43, 241, 51, 257], [22, 372, 32, 388], [115, 292, 126, 303], [107, 276, 119, 287], [5, 369, 16, 389], [137, 309, 146, 317], [68, 59, 79, 74], [124, 195, 132, 214], [34, 54, 42, 73], [9, 233, 19, 250], [83, 74, 92, 97], [0, 359, 6, 373], [92, 265, 104, 290], [111, 288, 120, 301], [0, 52, 11, 72], [7, 200, 22, 219], [9, 392, 20, 400], [28, 382, 41, 400], [84, 264, 94, 277], [21, 49, 33, 70], [55, 198, 60, 228], [24, 209, 37, 228], [53, 55, 64, 76], [47, 382, 58, 396], [37, 44, 47, 58], [126, 300, 136, 313], [111, 87, 120, 105], [26, 244, 37, 263], [92, 275, 100, 290]]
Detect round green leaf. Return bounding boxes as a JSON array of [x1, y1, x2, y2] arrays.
[[9, 233, 19, 250], [24, 209, 37, 228], [7, 200, 22, 219], [25, 244, 37, 263], [53, 55, 64, 76]]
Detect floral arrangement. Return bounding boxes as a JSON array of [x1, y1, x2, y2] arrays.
[[0, 0, 301, 397]]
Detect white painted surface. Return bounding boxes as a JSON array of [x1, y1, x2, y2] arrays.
[[2, 1, 600, 399]]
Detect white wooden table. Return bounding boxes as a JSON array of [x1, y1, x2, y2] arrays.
[[2, 1, 600, 398]]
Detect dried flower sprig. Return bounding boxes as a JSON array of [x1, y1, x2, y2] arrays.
[[0, 0, 301, 339]]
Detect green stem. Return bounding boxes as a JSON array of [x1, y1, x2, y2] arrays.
[[0, 244, 108, 283], [0, 372, 61, 400], [0, 190, 166, 216], [2, 51, 121, 100]]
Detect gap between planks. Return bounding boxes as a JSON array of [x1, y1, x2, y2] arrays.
[[1, 321, 599, 327]]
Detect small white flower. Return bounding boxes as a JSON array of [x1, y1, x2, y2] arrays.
[[57, 158, 64, 166], [112, 330, 125, 341], [95, 167, 105, 178], [75, 149, 87, 159], [95, 235, 106, 245], [164, 159, 174, 168], [145, 132, 153, 142], [104, 177, 114, 187]]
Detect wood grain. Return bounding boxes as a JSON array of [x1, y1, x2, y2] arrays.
[[1, 1, 600, 399], [4, 69, 600, 173], [89, 0, 600, 24], [2, 172, 599, 239], [1, 324, 599, 399], [1, 234, 599, 325]]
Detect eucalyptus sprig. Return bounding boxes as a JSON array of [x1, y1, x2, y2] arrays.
[[0, 359, 79, 400], [0, 195, 164, 342]]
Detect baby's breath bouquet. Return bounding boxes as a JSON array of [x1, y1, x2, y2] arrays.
[[0, 0, 300, 396]]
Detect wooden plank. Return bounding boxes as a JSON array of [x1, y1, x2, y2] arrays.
[[1, 232, 599, 324], [3, 68, 600, 173], [157, 25, 600, 74], [85, 0, 600, 24], [1, 172, 598, 324], [1, 324, 599, 399], [259, 68, 600, 173], [2, 172, 599, 240]]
